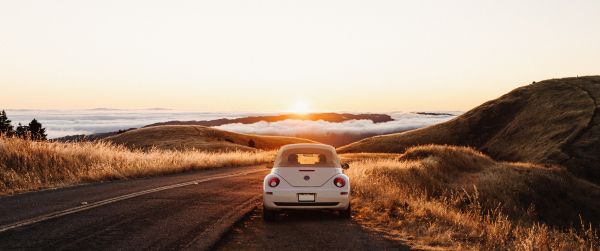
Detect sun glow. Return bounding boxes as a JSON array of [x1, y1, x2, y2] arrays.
[[290, 101, 311, 115]]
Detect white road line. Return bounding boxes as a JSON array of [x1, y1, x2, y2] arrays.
[[0, 169, 264, 233]]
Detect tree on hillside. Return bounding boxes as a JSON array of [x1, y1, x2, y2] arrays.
[[248, 139, 256, 148], [28, 118, 47, 141], [0, 110, 15, 137], [15, 123, 30, 139]]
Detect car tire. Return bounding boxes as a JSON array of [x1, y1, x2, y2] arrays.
[[340, 203, 352, 219], [263, 205, 276, 221]]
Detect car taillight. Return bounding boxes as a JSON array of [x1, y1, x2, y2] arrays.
[[333, 177, 345, 188], [268, 177, 280, 187]]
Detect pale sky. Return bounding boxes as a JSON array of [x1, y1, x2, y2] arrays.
[[1, 0, 599, 112]]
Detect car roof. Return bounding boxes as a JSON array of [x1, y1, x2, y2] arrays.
[[277, 143, 336, 152]]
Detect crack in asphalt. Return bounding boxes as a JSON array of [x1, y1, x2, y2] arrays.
[[182, 194, 262, 251]]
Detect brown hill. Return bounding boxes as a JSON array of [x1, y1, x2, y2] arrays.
[[54, 112, 395, 147], [104, 125, 314, 152], [339, 76, 600, 182]]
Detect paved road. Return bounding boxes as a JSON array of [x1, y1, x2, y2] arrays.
[[0, 166, 268, 250], [216, 207, 410, 251], [0, 165, 408, 251]]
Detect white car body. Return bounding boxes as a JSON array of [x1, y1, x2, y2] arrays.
[[263, 143, 351, 219]]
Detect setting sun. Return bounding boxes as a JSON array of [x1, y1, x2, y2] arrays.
[[290, 101, 311, 114]]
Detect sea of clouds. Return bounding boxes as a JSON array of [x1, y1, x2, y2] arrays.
[[5, 109, 269, 138], [4, 109, 459, 139], [215, 112, 457, 137]]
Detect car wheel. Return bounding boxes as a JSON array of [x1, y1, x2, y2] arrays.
[[340, 203, 352, 219], [263, 205, 276, 221]]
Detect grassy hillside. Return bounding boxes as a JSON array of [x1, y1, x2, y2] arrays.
[[339, 76, 600, 182], [104, 125, 314, 152], [344, 145, 600, 250], [0, 136, 274, 195]]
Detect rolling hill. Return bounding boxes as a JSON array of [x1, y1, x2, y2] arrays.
[[338, 76, 600, 182], [53, 112, 397, 147], [104, 125, 314, 152]]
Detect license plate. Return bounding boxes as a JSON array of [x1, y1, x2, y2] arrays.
[[298, 193, 315, 202]]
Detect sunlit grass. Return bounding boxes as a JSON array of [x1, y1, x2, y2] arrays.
[[0, 136, 274, 195], [345, 145, 600, 250]]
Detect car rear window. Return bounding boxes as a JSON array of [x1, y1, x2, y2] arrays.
[[283, 153, 335, 167]]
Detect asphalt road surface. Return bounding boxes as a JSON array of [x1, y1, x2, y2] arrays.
[[215, 207, 409, 251], [0, 165, 408, 250]]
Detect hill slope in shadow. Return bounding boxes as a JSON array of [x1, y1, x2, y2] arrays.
[[339, 76, 600, 182]]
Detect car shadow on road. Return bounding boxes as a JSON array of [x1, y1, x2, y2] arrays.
[[269, 209, 345, 222], [215, 206, 412, 251]]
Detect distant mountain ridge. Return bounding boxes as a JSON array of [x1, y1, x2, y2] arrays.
[[144, 113, 393, 127]]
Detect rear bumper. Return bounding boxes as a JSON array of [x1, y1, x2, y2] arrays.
[[263, 187, 350, 210]]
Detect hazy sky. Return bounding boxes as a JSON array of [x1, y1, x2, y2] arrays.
[[1, 0, 599, 112]]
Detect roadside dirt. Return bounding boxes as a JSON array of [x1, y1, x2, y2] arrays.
[[215, 206, 411, 251]]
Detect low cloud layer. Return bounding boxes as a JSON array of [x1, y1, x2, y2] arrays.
[[215, 112, 456, 137], [5, 109, 270, 138], [214, 112, 458, 146]]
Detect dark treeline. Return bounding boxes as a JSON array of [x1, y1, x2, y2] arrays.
[[0, 110, 47, 141]]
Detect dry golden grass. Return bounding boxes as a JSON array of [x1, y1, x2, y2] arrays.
[[340, 152, 403, 161], [345, 145, 600, 250], [0, 136, 274, 195]]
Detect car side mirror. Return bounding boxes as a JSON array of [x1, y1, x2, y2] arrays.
[[341, 163, 350, 170]]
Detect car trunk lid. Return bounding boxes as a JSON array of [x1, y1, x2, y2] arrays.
[[275, 168, 340, 187]]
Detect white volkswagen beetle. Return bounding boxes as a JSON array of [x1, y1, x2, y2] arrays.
[[263, 143, 351, 220]]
